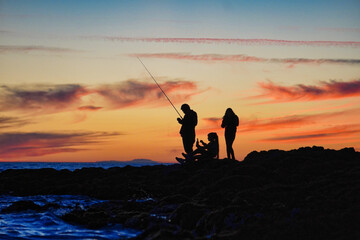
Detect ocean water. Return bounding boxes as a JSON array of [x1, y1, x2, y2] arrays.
[[0, 161, 167, 172], [0, 162, 164, 239], [0, 195, 140, 240]]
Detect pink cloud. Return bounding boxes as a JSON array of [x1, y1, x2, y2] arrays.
[[83, 36, 360, 47], [259, 125, 360, 143], [0, 84, 90, 113], [130, 53, 264, 62], [130, 53, 360, 66], [201, 115, 309, 134], [0, 116, 31, 129], [95, 79, 201, 109], [200, 108, 360, 134], [203, 117, 222, 125], [0, 79, 203, 114], [0, 131, 122, 158], [78, 105, 103, 111], [200, 112, 360, 146], [252, 80, 360, 103]]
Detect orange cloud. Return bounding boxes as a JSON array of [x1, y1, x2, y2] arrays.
[[0, 131, 122, 158], [95, 80, 200, 109], [83, 36, 360, 47], [0, 116, 31, 129], [78, 105, 103, 111], [201, 108, 360, 134], [130, 53, 360, 66], [0, 79, 202, 114], [251, 80, 360, 103], [201, 115, 309, 134], [259, 125, 360, 143], [0, 84, 89, 113]]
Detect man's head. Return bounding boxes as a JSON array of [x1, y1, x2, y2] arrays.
[[181, 104, 191, 114]]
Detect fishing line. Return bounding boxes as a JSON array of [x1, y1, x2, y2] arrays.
[[137, 57, 183, 119]]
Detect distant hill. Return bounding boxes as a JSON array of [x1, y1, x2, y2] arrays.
[[97, 159, 159, 164], [126, 159, 159, 164]]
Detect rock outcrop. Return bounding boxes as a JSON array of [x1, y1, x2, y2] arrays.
[[1, 146, 359, 239]]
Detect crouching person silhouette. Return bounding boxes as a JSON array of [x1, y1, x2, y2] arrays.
[[176, 132, 219, 164]]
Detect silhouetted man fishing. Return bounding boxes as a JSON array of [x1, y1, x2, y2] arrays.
[[137, 58, 198, 156], [177, 104, 198, 155]]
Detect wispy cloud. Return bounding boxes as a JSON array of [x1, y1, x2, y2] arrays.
[[130, 53, 360, 66], [200, 115, 308, 135], [0, 84, 89, 113], [130, 53, 264, 63], [251, 80, 360, 103], [0, 116, 31, 129], [201, 108, 360, 134], [83, 36, 360, 47], [0, 131, 122, 158], [241, 116, 309, 132], [95, 79, 200, 109], [0, 45, 83, 54], [203, 115, 305, 133], [78, 105, 103, 111], [200, 111, 360, 145], [0, 79, 202, 113], [259, 125, 360, 142]]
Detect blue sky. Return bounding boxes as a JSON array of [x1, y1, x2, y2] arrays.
[[1, 0, 359, 40]]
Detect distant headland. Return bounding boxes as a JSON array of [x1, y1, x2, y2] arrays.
[[97, 159, 160, 164]]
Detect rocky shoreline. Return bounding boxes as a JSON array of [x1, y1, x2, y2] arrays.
[[1, 146, 359, 239]]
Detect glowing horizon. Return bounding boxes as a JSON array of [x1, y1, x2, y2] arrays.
[[1, 0, 359, 162]]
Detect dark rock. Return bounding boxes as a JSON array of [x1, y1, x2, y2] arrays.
[[158, 194, 190, 206], [0, 146, 359, 239], [61, 208, 111, 229], [42, 202, 61, 210], [1, 200, 42, 213], [133, 223, 191, 240], [125, 212, 151, 229], [170, 203, 207, 230]]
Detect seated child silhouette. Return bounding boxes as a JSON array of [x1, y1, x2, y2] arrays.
[[176, 132, 219, 164]]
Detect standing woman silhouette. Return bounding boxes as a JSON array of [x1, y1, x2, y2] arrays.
[[221, 108, 239, 160]]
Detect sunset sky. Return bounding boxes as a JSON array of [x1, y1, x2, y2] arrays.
[[1, 0, 360, 162]]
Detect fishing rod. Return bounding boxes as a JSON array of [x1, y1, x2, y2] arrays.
[[137, 57, 183, 119]]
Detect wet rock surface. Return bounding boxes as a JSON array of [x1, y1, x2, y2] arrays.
[[1, 146, 359, 239]]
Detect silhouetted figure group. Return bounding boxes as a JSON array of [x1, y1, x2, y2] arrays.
[[176, 132, 219, 164], [176, 104, 238, 164]]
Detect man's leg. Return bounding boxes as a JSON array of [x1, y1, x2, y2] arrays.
[[182, 135, 195, 154]]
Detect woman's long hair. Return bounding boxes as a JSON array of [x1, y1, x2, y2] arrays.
[[223, 108, 235, 119], [222, 108, 239, 129]]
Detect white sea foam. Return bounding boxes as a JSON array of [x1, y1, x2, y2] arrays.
[[0, 195, 140, 239]]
